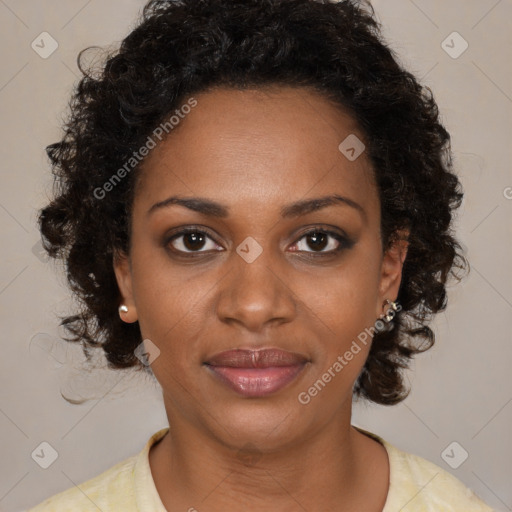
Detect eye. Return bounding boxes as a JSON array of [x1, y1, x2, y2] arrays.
[[290, 228, 351, 254], [165, 226, 353, 257], [166, 227, 223, 254]]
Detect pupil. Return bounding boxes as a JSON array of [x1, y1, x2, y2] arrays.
[[184, 232, 205, 251], [308, 232, 327, 251]]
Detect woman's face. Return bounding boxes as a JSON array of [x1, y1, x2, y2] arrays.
[[115, 86, 407, 450]]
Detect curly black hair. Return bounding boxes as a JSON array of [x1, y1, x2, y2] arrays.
[[39, 0, 468, 405]]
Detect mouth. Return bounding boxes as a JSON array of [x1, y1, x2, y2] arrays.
[[204, 348, 309, 397]]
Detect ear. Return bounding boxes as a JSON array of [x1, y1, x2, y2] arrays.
[[113, 250, 138, 323], [375, 229, 409, 319]]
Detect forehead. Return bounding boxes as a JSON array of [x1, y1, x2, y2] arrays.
[[135, 86, 377, 219]]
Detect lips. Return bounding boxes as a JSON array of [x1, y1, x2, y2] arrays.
[[204, 349, 309, 397], [205, 349, 308, 368]]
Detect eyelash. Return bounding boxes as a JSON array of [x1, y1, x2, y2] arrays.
[[164, 225, 354, 258]]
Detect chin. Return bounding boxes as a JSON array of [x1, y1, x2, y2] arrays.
[[203, 397, 312, 451]]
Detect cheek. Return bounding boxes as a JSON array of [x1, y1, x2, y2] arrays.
[[295, 253, 381, 330], [290, 254, 380, 379], [295, 275, 376, 402], [129, 245, 211, 355]]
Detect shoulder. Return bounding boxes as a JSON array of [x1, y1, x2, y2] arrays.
[[386, 444, 495, 511], [27, 455, 138, 512], [27, 427, 169, 512], [354, 426, 495, 512]]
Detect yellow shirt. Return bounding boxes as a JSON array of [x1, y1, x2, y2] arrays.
[[28, 426, 495, 511]]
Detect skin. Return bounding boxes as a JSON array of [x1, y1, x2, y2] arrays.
[[114, 85, 409, 512]]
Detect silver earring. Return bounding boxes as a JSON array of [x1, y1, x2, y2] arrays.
[[380, 299, 398, 322], [119, 305, 128, 315]]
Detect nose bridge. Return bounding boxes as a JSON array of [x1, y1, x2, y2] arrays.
[[215, 239, 296, 331]]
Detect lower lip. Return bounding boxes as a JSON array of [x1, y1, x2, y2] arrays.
[[205, 365, 306, 397]]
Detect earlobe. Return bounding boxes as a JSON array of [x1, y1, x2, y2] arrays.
[[113, 251, 138, 323], [376, 229, 409, 318]]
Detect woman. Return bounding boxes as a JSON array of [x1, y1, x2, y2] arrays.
[[29, 0, 495, 510]]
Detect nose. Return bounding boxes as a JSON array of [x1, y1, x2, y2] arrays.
[[215, 246, 297, 333]]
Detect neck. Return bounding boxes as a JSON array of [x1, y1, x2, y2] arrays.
[[149, 398, 389, 512]]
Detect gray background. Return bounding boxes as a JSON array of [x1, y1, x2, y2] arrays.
[[0, 1, 511, 511]]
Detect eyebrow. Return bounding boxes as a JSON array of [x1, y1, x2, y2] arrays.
[[147, 194, 366, 221]]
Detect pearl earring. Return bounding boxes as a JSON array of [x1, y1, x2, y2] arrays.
[[119, 305, 128, 315], [380, 299, 398, 322]]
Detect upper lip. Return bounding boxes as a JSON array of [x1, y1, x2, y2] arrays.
[[205, 349, 308, 368]]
